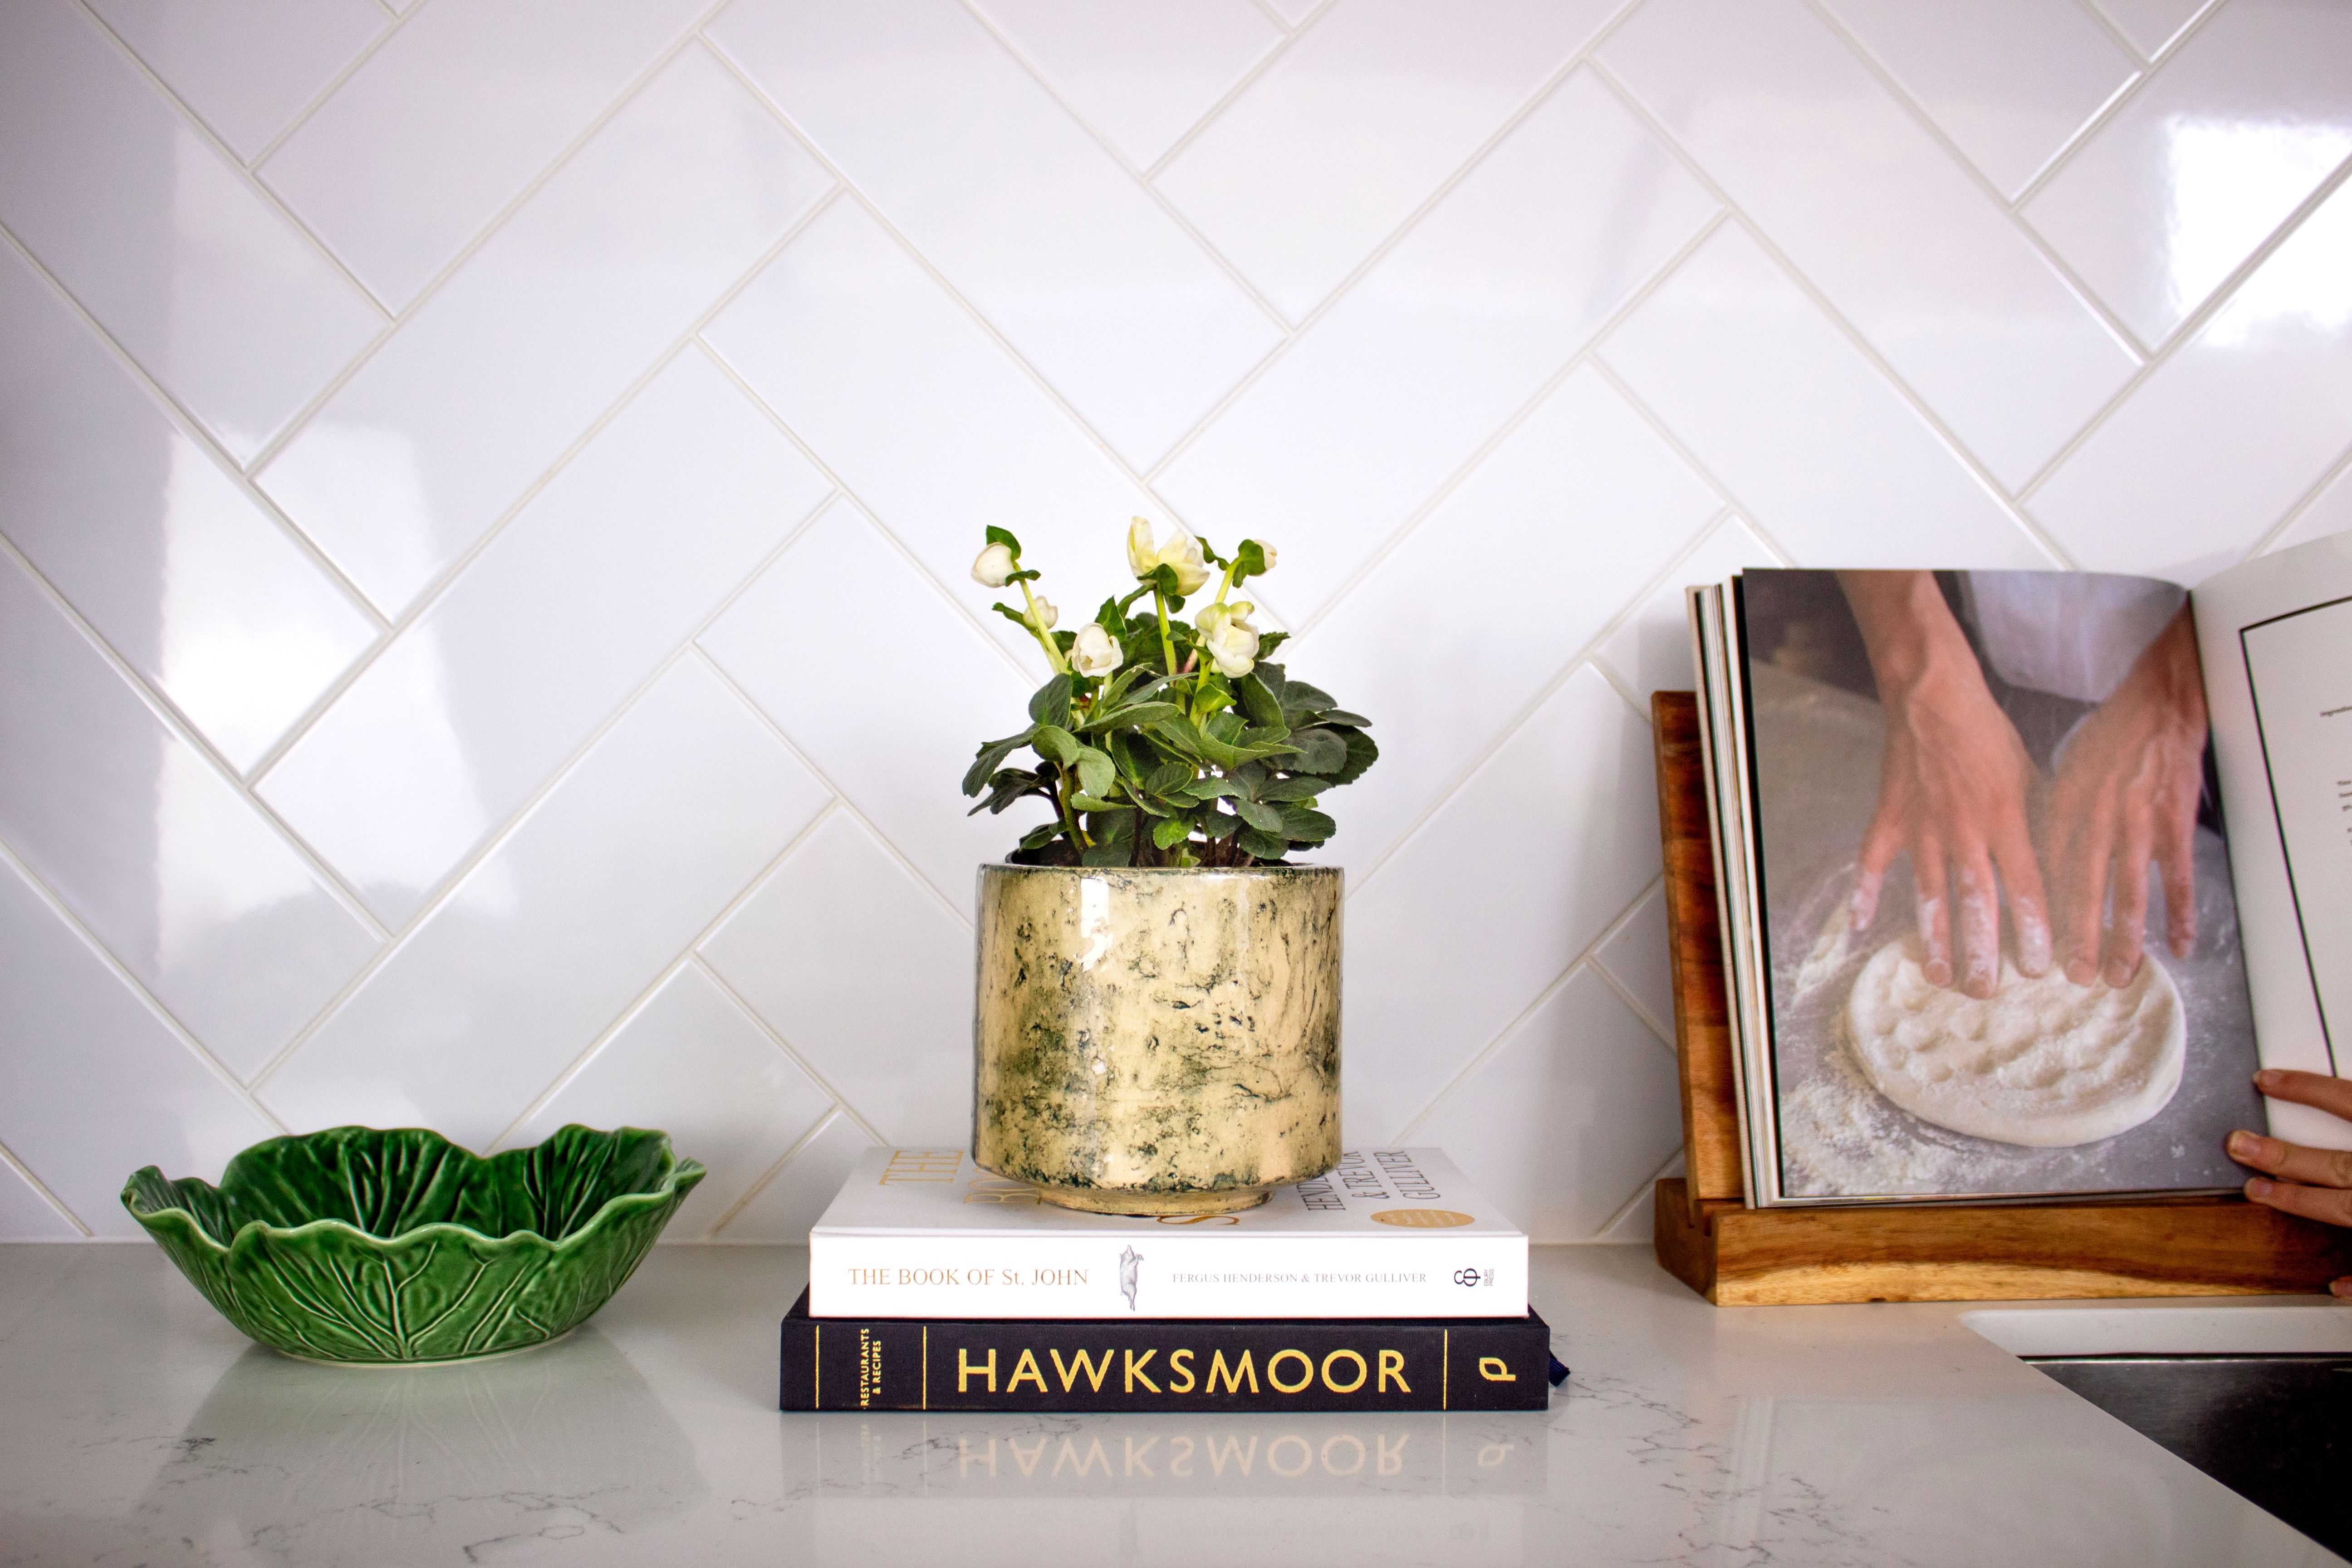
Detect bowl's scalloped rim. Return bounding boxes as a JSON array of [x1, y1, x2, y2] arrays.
[[119, 1124, 707, 1260]]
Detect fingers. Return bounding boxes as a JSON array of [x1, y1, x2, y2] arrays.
[[2101, 802, 2153, 987], [2244, 1176, 2352, 1228], [1954, 855, 2000, 999], [1851, 814, 1901, 932], [2053, 794, 2112, 988], [2254, 1068, 2352, 1123], [1993, 824, 2053, 979], [1914, 833, 1951, 989], [2227, 1129, 2352, 1189], [2157, 811, 2197, 960]]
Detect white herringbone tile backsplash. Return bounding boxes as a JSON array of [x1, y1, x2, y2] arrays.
[[3, 0, 2348, 1242]]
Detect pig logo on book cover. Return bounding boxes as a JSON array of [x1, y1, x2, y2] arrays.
[[1119, 1245, 1142, 1311]]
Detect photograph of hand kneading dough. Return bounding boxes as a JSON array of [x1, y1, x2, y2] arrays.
[[1741, 569, 2264, 1201]]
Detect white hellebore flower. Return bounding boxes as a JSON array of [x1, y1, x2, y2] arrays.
[[1256, 540, 1278, 570], [1071, 622, 1122, 677], [1028, 595, 1058, 632], [1125, 518, 1212, 597], [971, 542, 1017, 588], [1196, 600, 1262, 678]]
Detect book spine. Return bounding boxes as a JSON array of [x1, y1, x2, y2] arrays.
[[779, 1314, 1553, 1412], [809, 1234, 1528, 1319]]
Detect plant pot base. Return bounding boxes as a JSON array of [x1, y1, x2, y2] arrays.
[[1021, 1180, 1275, 1218]]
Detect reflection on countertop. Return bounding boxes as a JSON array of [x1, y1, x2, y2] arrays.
[[0, 1243, 2342, 1566]]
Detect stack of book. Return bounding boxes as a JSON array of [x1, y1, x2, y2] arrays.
[[780, 1147, 1564, 1412]]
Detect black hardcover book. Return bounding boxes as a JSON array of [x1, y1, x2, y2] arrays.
[[779, 1289, 1565, 1412]]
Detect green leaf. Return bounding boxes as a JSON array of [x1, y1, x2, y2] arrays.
[[1232, 539, 1270, 581], [1068, 793, 1126, 813], [962, 726, 1039, 796], [1257, 778, 1323, 803], [1330, 726, 1379, 787], [1017, 822, 1061, 851], [1151, 713, 1289, 770], [1082, 840, 1132, 867], [966, 767, 1051, 816], [1234, 797, 1285, 834], [1279, 806, 1336, 843], [1081, 700, 1180, 735], [1201, 808, 1242, 841], [1029, 674, 1072, 730], [1238, 672, 1285, 729], [1004, 568, 1040, 585], [1256, 630, 1290, 659], [1152, 815, 1194, 850], [1177, 778, 1241, 804], [984, 526, 1023, 554], [990, 602, 1034, 631], [1285, 726, 1348, 775], [1147, 759, 1196, 796], [1279, 678, 1337, 718], [1237, 827, 1288, 861], [1310, 709, 1373, 729]]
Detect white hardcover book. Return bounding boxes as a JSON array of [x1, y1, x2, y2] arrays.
[[808, 1147, 1528, 1319]]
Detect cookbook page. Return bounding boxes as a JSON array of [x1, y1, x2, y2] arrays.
[[2193, 529, 2352, 1152], [1738, 569, 2262, 1202]]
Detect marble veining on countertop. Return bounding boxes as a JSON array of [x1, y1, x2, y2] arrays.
[[0, 1243, 2342, 1566]]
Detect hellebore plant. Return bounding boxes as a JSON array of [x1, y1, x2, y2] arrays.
[[962, 520, 1377, 868]]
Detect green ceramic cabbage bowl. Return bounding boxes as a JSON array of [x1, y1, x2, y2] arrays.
[[122, 1125, 704, 1365]]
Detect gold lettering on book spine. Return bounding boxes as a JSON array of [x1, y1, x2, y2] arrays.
[[1207, 1349, 1257, 1394], [957, 1346, 996, 1393]]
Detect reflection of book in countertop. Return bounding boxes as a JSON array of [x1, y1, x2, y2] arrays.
[[808, 1147, 1526, 1319]]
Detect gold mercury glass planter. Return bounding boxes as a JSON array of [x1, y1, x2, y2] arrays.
[[973, 862, 1342, 1216]]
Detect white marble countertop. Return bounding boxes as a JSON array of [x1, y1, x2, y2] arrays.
[[3, 1242, 2347, 1566]]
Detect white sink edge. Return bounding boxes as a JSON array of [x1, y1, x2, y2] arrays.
[[1963, 1298, 2352, 1358]]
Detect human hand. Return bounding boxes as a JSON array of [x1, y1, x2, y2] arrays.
[[2230, 1069, 2352, 1296], [2044, 607, 2206, 989], [1839, 572, 2053, 998]]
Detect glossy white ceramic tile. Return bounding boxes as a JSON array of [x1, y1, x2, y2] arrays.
[[0, 854, 277, 1239], [1155, 0, 1617, 322], [1593, 885, 1675, 1043], [507, 963, 836, 1237], [699, 502, 1036, 908], [2095, 0, 2218, 61], [1297, 366, 1717, 867], [700, 813, 972, 1146], [259, 0, 707, 309], [2024, 0, 2352, 352], [1342, 666, 1661, 1145], [2029, 176, 2352, 583], [1411, 964, 1683, 1239], [1821, 0, 2137, 198], [14, 0, 2352, 1244], [1159, 69, 1717, 622], [87, 0, 386, 163], [1602, 0, 2139, 490], [0, 1161, 78, 1242], [258, 349, 828, 926], [1598, 1147, 1681, 1241], [1596, 514, 1785, 704], [2268, 454, 2352, 555], [0, 0, 382, 463], [0, 554, 380, 1080], [976, 0, 1282, 170], [1598, 224, 2052, 568], [258, 45, 831, 617], [0, 247, 377, 773], [259, 660, 829, 1148], [708, 0, 1282, 468], [703, 198, 1163, 674], [714, 1110, 879, 1240]]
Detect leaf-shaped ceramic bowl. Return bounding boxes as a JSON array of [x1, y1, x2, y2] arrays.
[[122, 1125, 705, 1365]]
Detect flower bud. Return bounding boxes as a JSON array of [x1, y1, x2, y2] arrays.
[[1028, 595, 1058, 632], [1127, 519, 1212, 596], [1072, 622, 1122, 677], [1196, 601, 1260, 677], [972, 542, 1016, 588]]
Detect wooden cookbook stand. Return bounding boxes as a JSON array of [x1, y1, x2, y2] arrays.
[[1647, 691, 2352, 1305]]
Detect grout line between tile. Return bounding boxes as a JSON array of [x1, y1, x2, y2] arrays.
[[2074, 0, 2153, 64], [2242, 436, 2352, 562], [0, 219, 390, 636], [1289, 207, 1733, 643], [66, 0, 395, 322], [239, 14, 741, 478], [1247, 0, 1297, 35], [1584, 903, 1679, 1056], [957, 0, 1294, 334], [0, 1135, 95, 1238], [1588, 59, 2077, 571], [241, 188, 846, 788], [702, 1104, 850, 1240], [2013, 151, 2352, 510], [2009, 0, 2232, 212], [241, 482, 844, 1095], [1799, 0, 2151, 365], [1141, 5, 1645, 483], [0, 833, 291, 1134], [694, 39, 1196, 529], [692, 956, 892, 1154], [481, 799, 849, 1156], [1579, 363, 1801, 577], [688, 641, 980, 933], [0, 532, 390, 941], [1588, 1144, 1687, 1242], [242, 0, 419, 170]]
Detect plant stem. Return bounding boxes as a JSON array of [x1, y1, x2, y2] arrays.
[[1055, 771, 1090, 852], [1019, 580, 1069, 675], [1153, 589, 1180, 686]]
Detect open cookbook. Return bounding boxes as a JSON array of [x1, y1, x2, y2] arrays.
[[1688, 530, 2352, 1207]]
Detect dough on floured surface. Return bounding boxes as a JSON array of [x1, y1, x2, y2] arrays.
[[1845, 941, 2185, 1147]]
